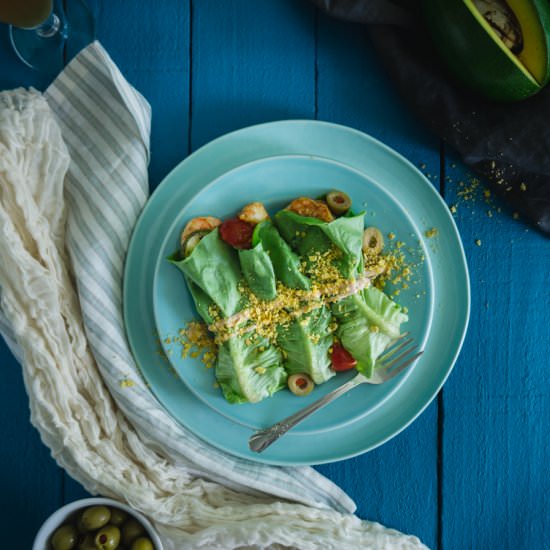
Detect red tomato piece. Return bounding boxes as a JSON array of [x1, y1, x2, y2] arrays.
[[219, 218, 253, 249], [331, 343, 357, 371]]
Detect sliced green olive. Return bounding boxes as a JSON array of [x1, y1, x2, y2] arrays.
[[326, 191, 351, 216], [288, 373, 314, 396], [94, 524, 121, 550], [182, 230, 209, 257], [51, 524, 78, 550], [362, 227, 384, 255]]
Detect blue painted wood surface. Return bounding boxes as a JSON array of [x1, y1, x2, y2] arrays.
[[0, 2, 548, 549]]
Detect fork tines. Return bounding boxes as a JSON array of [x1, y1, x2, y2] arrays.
[[379, 332, 411, 362], [379, 333, 423, 378]]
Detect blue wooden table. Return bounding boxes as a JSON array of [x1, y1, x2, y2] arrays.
[[1, 2, 548, 548]]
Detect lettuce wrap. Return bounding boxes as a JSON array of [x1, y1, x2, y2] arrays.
[[274, 208, 407, 378], [170, 229, 286, 404], [250, 220, 334, 384]]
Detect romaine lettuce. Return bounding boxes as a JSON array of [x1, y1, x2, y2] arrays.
[[274, 210, 364, 277], [250, 221, 332, 381], [238, 241, 277, 301], [333, 286, 408, 377], [170, 229, 243, 317], [254, 220, 310, 290], [274, 209, 408, 377], [216, 334, 286, 403], [277, 305, 334, 384]]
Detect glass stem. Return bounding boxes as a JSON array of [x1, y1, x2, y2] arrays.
[[35, 12, 61, 38]]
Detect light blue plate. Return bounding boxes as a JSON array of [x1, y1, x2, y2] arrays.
[[153, 155, 433, 432], [123, 120, 470, 465]]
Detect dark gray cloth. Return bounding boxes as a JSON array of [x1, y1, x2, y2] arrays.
[[312, 0, 550, 235]]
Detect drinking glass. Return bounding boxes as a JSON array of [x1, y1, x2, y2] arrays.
[[0, 0, 94, 74]]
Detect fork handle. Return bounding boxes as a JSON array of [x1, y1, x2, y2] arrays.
[[248, 374, 364, 453]]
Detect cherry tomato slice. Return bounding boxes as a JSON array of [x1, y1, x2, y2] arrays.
[[331, 343, 357, 371], [219, 218, 254, 249]]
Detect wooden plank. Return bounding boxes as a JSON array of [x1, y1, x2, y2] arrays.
[[191, 0, 316, 150], [441, 159, 550, 549], [92, 0, 190, 187], [0, 338, 63, 548], [314, 14, 440, 548]]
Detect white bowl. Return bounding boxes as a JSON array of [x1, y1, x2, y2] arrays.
[[32, 497, 164, 550]]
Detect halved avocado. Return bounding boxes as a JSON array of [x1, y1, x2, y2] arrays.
[[423, 0, 550, 101]]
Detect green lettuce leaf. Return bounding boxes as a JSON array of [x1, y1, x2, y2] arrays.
[[254, 220, 310, 290], [184, 278, 215, 324], [254, 221, 332, 380], [274, 210, 364, 277], [274, 210, 330, 256], [277, 305, 334, 384], [238, 241, 277, 301], [169, 229, 243, 317], [216, 334, 286, 403], [333, 286, 408, 377]]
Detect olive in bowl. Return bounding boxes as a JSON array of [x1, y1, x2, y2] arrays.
[[32, 497, 163, 550]]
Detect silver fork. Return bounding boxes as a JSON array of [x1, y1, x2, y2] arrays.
[[248, 334, 422, 453]]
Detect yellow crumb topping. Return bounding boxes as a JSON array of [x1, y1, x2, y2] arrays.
[[168, 321, 218, 369], [209, 246, 375, 344]]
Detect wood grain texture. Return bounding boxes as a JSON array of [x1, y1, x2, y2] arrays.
[[0, 340, 63, 548], [92, 0, 190, 186], [314, 14, 440, 547], [442, 159, 550, 550], [191, 0, 316, 150]]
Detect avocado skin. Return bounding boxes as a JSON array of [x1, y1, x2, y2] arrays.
[[423, 0, 549, 101]]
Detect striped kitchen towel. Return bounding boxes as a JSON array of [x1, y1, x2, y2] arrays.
[[0, 42, 426, 549]]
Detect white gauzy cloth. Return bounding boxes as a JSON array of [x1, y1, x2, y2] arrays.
[[0, 42, 427, 550]]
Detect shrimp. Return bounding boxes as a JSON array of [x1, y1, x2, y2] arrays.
[[285, 197, 334, 222], [180, 216, 221, 245], [238, 202, 269, 225]]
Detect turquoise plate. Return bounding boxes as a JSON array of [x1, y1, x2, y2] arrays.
[[123, 120, 470, 465], [153, 155, 433, 432]]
